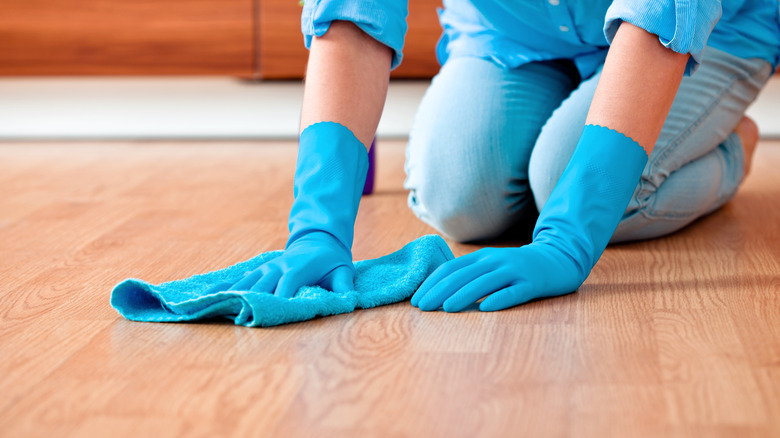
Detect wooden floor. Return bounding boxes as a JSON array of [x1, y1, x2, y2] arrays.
[[1, 139, 779, 437]]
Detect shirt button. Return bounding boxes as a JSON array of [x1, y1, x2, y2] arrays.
[[549, 0, 560, 5], [559, 25, 570, 32]]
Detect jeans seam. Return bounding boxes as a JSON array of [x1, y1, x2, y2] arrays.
[[634, 71, 742, 221], [638, 134, 742, 221], [650, 71, 740, 182], [709, 134, 745, 210]]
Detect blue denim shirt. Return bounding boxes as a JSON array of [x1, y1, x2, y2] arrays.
[[301, 0, 780, 77]]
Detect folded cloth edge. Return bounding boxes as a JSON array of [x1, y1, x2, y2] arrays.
[[111, 234, 454, 327]]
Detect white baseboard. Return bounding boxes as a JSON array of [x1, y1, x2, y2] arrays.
[[746, 75, 780, 138], [0, 76, 777, 140]]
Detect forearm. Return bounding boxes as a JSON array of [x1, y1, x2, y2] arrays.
[[285, 21, 390, 276], [300, 20, 393, 149], [585, 22, 689, 153], [532, 24, 690, 286]]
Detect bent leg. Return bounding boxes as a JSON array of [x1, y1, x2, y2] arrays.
[[530, 47, 773, 243], [405, 57, 579, 242]]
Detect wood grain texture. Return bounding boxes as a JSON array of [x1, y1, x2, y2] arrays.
[[258, 0, 442, 79], [0, 140, 779, 437], [0, 0, 254, 76]]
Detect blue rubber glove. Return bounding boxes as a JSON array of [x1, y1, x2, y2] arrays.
[[230, 122, 368, 297], [411, 125, 648, 312]]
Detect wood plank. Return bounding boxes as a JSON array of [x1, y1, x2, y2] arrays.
[[0, 0, 254, 76], [258, 0, 442, 79], [0, 140, 778, 437]]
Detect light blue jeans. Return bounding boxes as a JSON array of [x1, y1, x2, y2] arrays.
[[404, 46, 773, 243]]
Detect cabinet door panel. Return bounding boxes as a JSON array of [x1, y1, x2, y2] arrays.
[[259, 0, 442, 79], [0, 0, 254, 76]]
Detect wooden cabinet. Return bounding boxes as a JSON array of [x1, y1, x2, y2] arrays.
[[0, 0, 255, 76], [0, 0, 441, 78]]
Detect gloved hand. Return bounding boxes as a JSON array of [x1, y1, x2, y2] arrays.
[[230, 121, 368, 297], [412, 125, 648, 312]]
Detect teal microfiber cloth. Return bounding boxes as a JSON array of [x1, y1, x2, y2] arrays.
[[111, 234, 453, 327]]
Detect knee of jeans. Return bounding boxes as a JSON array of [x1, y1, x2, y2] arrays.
[[528, 133, 579, 212], [409, 178, 521, 243]]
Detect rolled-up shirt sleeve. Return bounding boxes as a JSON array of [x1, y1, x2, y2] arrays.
[[301, 0, 409, 70], [603, 0, 722, 74]]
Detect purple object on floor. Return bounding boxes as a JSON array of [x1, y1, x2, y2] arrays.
[[362, 137, 376, 195]]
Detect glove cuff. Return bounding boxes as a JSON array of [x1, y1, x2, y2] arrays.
[[287, 122, 369, 252], [532, 124, 648, 279]]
